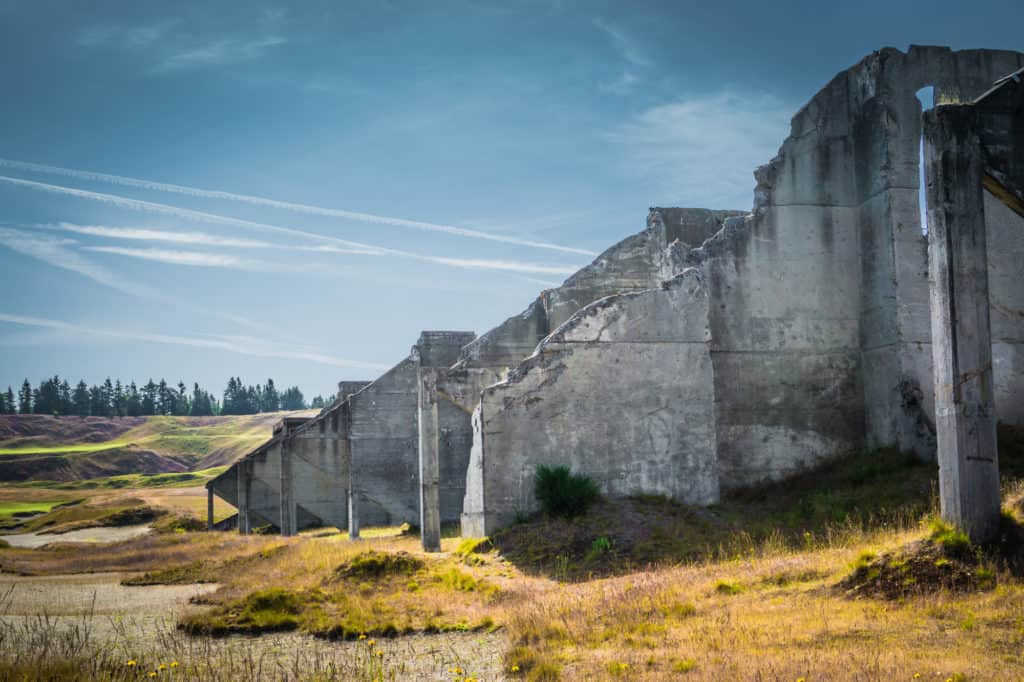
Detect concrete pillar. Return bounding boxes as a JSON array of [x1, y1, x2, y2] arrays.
[[207, 487, 214, 531], [347, 487, 360, 540], [418, 368, 442, 552], [924, 105, 1002, 543], [280, 440, 296, 536], [237, 461, 251, 535]]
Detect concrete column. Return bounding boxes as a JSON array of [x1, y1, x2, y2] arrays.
[[280, 440, 296, 536], [418, 368, 442, 552], [237, 461, 251, 535], [924, 105, 1002, 543], [207, 487, 214, 531], [347, 487, 360, 540]]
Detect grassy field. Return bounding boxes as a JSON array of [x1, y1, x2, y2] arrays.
[[0, 436, 1021, 680], [0, 425, 1022, 679]]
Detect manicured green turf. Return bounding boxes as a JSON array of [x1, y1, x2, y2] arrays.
[[0, 441, 133, 456], [0, 499, 67, 519]]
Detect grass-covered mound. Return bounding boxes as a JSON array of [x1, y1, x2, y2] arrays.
[[494, 447, 938, 580], [179, 548, 500, 639], [841, 514, 1024, 599]]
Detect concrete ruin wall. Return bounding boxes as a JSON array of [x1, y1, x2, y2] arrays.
[[986, 191, 1024, 425], [686, 46, 1024, 488], [462, 46, 1024, 535], [463, 270, 719, 535], [442, 209, 738, 529]]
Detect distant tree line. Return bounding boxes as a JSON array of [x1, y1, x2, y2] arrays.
[[0, 376, 332, 417]]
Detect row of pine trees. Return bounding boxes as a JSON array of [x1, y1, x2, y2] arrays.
[[0, 376, 332, 417]]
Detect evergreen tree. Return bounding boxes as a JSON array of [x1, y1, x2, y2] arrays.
[[18, 379, 32, 414], [5, 387, 13, 415], [280, 386, 306, 410], [58, 379, 72, 415], [0, 389, 6, 415], [175, 381, 189, 416], [262, 379, 279, 412], [310, 395, 325, 409], [88, 385, 106, 416], [141, 380, 157, 416], [126, 382, 142, 417], [101, 378, 114, 417], [72, 381, 90, 416], [113, 380, 125, 417]]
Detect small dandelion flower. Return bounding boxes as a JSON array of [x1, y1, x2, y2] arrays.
[[358, 634, 367, 640], [148, 673, 157, 679], [126, 660, 137, 667], [914, 676, 920, 680], [797, 678, 806, 682], [511, 664, 520, 672], [158, 664, 167, 671], [376, 650, 384, 658], [170, 662, 180, 668], [367, 639, 376, 647]]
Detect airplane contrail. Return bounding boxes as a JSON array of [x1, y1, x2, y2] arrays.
[[0, 312, 390, 371], [0, 175, 581, 276], [0, 157, 598, 256]]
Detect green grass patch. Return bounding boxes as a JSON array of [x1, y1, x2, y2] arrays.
[[22, 467, 228, 491]]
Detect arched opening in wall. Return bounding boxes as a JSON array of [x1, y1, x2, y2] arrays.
[[916, 86, 936, 235]]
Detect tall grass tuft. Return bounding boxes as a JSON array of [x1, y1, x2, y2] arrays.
[[533, 465, 600, 519]]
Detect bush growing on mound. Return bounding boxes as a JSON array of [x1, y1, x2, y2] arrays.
[[534, 465, 600, 519]]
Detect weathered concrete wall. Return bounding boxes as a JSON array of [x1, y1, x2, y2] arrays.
[[684, 46, 1024, 488], [463, 270, 718, 535], [985, 190, 1024, 426]]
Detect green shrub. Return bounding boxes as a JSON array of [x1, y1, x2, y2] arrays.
[[533, 465, 600, 519]]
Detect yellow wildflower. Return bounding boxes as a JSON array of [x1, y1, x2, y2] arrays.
[[797, 678, 806, 682], [376, 650, 384, 658], [511, 664, 520, 672], [367, 639, 376, 647], [170, 662, 180, 668], [126, 660, 137, 667], [358, 634, 367, 640], [158, 664, 167, 671], [148, 674, 157, 679]]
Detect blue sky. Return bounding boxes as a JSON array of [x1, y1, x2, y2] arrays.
[[1, 0, 1020, 399]]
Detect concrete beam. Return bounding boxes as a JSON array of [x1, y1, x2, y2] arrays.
[[280, 440, 296, 536], [925, 105, 1002, 543], [347, 488, 360, 541], [237, 461, 251, 535], [418, 367, 441, 552]]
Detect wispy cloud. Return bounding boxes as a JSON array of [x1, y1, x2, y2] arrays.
[[0, 227, 264, 329], [0, 312, 389, 371], [593, 17, 651, 68], [0, 175, 586, 275], [607, 90, 793, 210], [0, 158, 596, 256], [77, 20, 178, 49], [598, 70, 639, 96], [83, 246, 275, 270], [157, 36, 287, 72], [46, 223, 272, 248]]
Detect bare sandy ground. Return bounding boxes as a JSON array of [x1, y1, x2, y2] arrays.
[[0, 524, 153, 548], [0, 571, 507, 680]]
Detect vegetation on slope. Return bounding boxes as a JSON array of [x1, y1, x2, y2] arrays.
[[0, 413, 311, 482], [1, 427, 1023, 680]]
